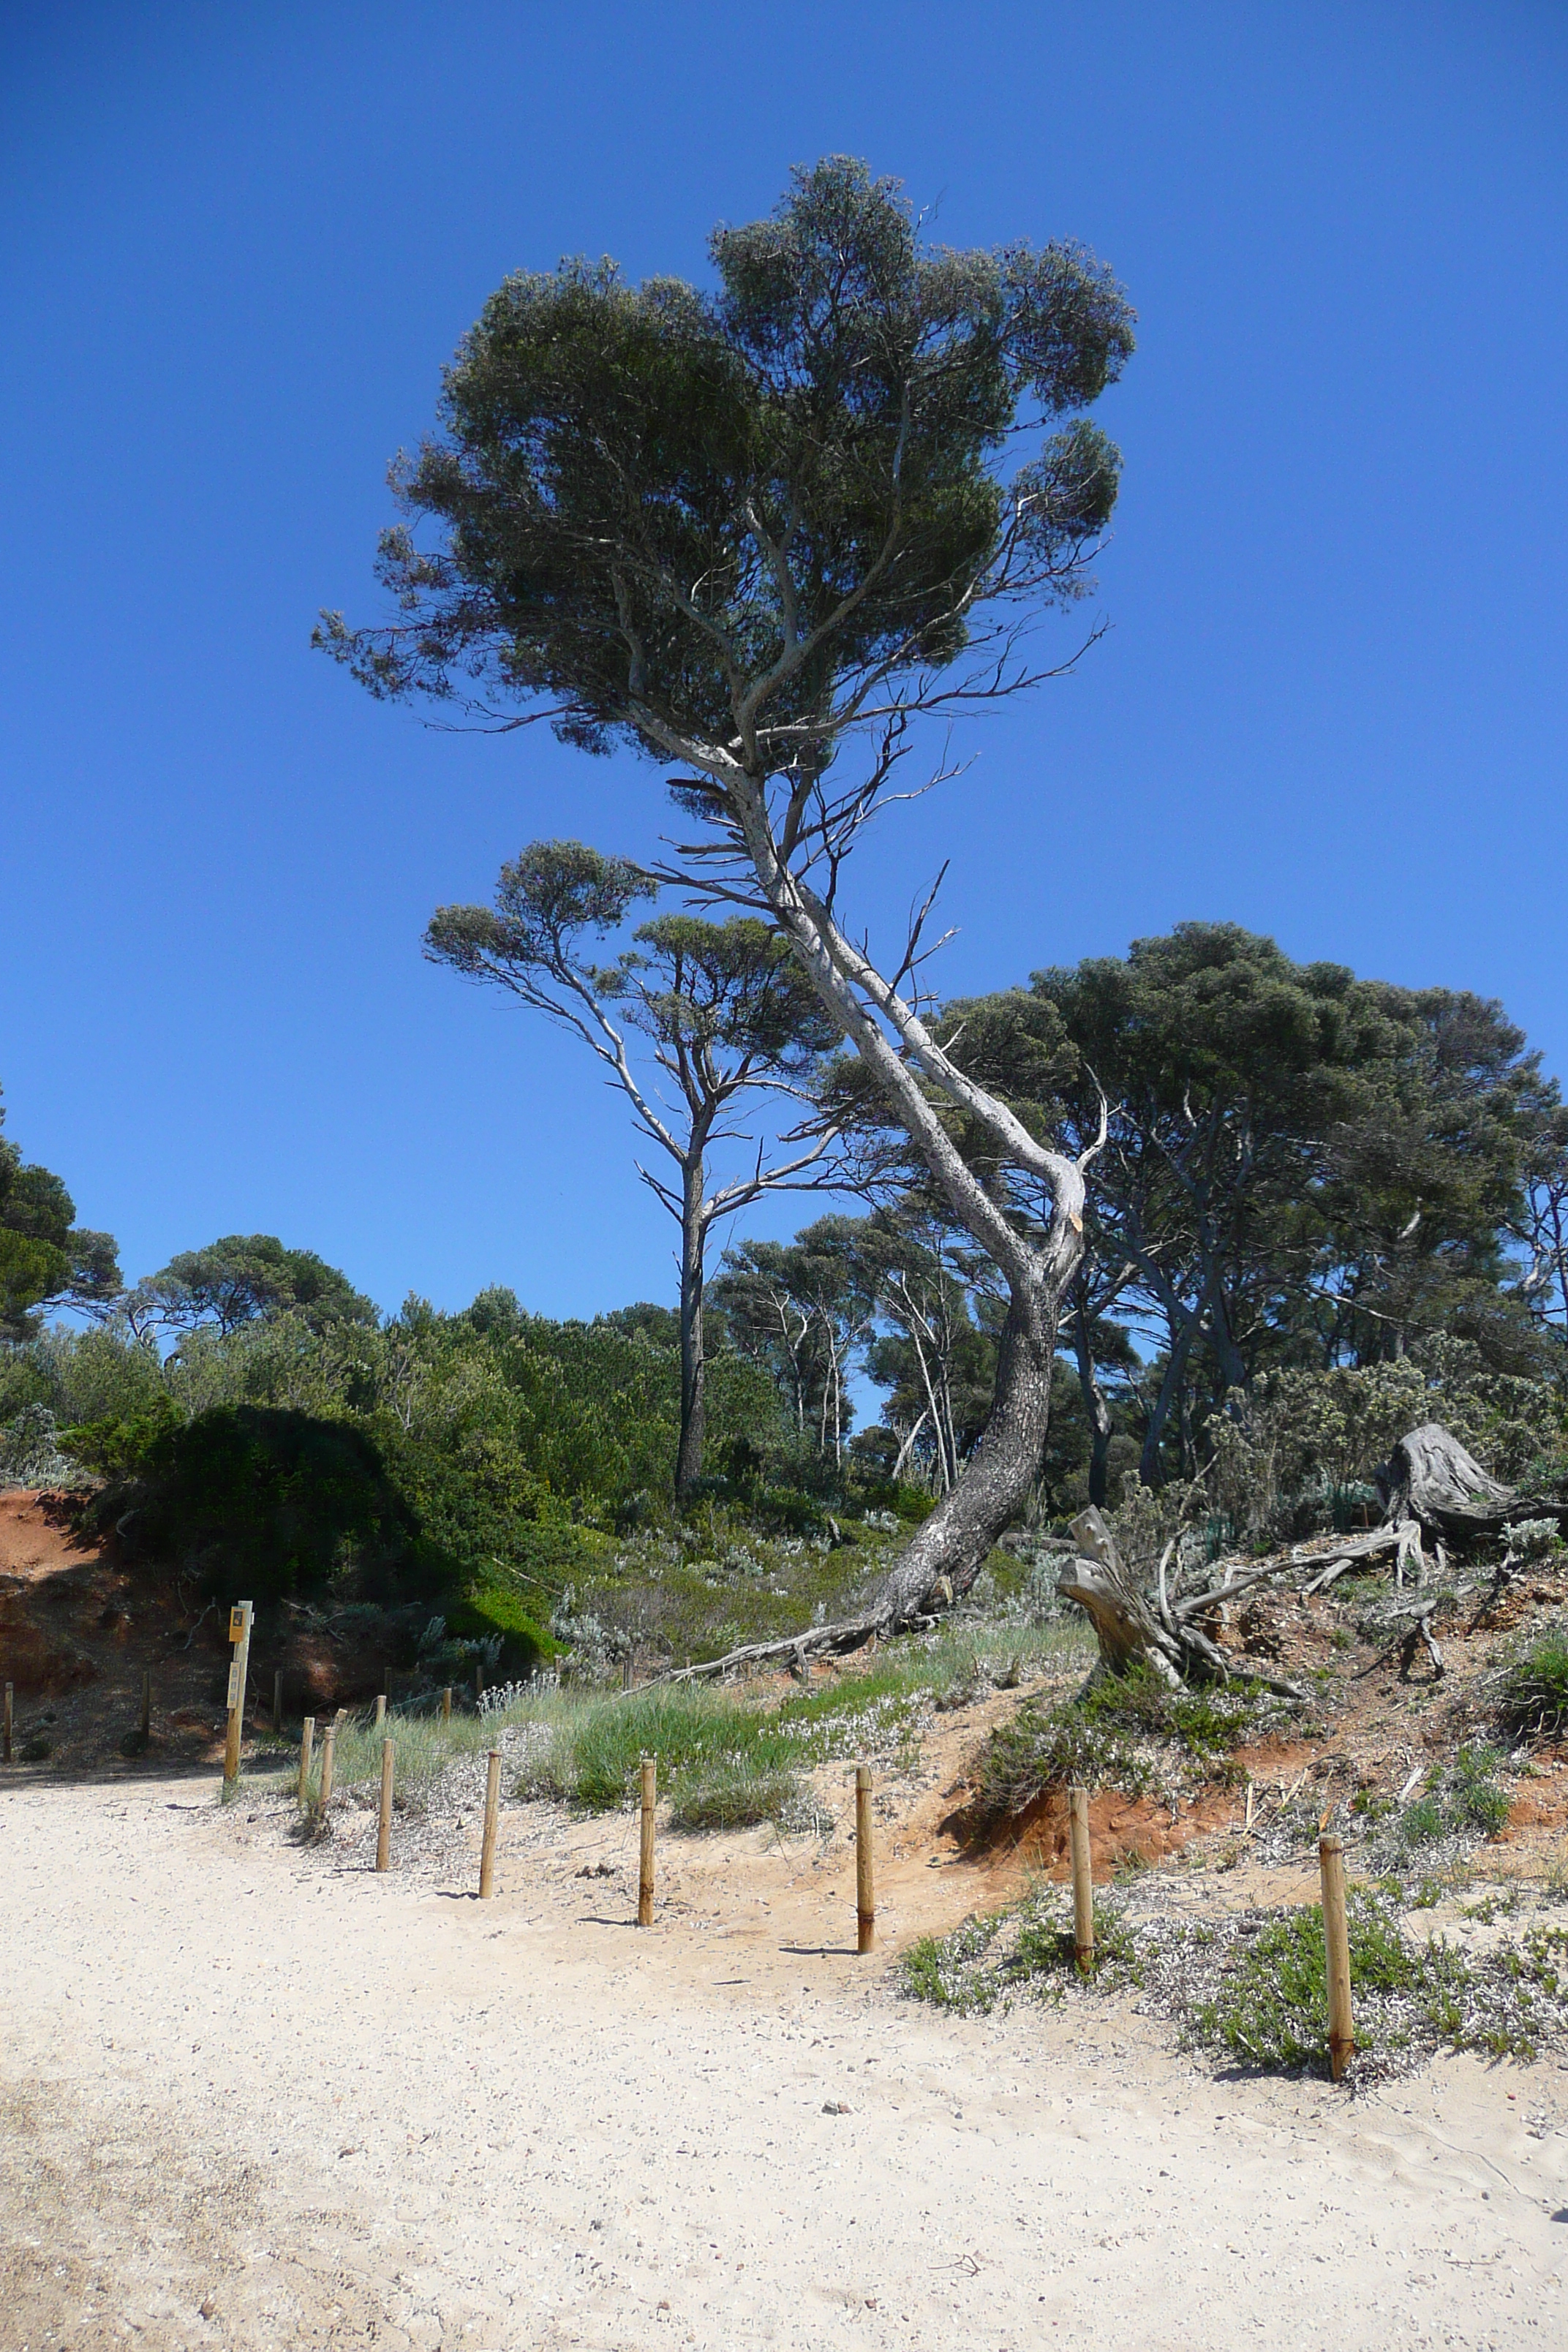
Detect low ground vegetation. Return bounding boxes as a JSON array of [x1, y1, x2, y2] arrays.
[[901, 1879, 1568, 2072]]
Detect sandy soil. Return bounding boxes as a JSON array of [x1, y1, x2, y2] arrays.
[[4, 1765, 1567, 2352]]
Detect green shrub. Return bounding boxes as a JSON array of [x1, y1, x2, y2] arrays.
[[444, 1586, 557, 1676], [1397, 1747, 1511, 1850], [970, 1661, 1279, 1820], [93, 1404, 430, 1602], [1193, 1894, 1420, 2070], [1497, 1618, 1568, 1742]]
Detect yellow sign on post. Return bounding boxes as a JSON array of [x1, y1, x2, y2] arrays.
[[223, 1600, 254, 1784]]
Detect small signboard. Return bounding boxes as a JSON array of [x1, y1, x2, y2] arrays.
[[229, 1605, 247, 1643], [227, 1662, 244, 1709]]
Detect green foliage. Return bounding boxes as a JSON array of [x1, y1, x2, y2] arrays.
[[970, 1661, 1279, 1820], [133, 1234, 377, 1336], [318, 157, 1132, 760], [667, 1768, 803, 1833], [900, 1915, 1007, 2013], [1496, 1616, 1568, 1741], [61, 1396, 182, 1478], [1395, 1747, 1511, 1850], [1193, 1895, 1421, 2070], [442, 1585, 557, 1675], [0, 1085, 120, 1339], [904, 1882, 1568, 2070], [94, 1404, 427, 1602]]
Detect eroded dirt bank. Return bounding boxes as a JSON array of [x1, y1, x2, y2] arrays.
[[2, 1771, 1565, 2351]]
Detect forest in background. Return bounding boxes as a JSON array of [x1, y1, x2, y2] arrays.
[[4, 914, 1567, 1681]]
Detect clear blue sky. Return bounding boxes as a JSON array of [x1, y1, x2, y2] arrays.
[[3, 1, 1564, 1322]]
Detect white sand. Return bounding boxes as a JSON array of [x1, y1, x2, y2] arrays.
[[2, 1771, 1565, 2350]]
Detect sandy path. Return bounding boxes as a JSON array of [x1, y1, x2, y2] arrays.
[[1, 1773, 1565, 2351]]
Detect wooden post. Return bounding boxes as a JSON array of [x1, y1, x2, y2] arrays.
[[638, 1755, 656, 1927], [1320, 1833, 1354, 2080], [273, 1668, 283, 1728], [856, 1764, 875, 1953], [442, 1686, 452, 1724], [374, 1692, 386, 1727], [223, 1600, 254, 1783], [479, 1747, 502, 1898], [298, 1716, 314, 1806], [1069, 1785, 1094, 1973], [376, 1739, 394, 1870], [318, 1724, 336, 1812], [3, 1681, 11, 1764], [140, 1670, 151, 1741], [475, 1659, 484, 1708]]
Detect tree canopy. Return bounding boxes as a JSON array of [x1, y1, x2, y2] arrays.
[[0, 1087, 120, 1341]]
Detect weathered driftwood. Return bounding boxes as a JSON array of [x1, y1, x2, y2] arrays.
[[1379, 1423, 1513, 1532], [1376, 1421, 1568, 1543], [1300, 1525, 1405, 1595], [1057, 1509, 1309, 1700]]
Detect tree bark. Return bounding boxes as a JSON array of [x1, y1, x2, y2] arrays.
[[674, 1168, 708, 1501], [867, 1286, 1063, 1623], [1139, 1303, 1201, 1488], [1068, 1289, 1115, 1512]]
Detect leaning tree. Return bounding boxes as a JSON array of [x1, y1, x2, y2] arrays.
[[318, 156, 1135, 1652], [427, 839, 842, 1495]]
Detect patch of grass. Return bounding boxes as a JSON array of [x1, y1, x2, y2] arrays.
[[899, 1885, 1142, 2014], [271, 1696, 523, 1814], [969, 1660, 1287, 1821], [1395, 1746, 1511, 1852], [1496, 1616, 1568, 1742], [1193, 1893, 1422, 2069], [667, 1768, 803, 1832], [900, 1913, 1007, 2013]]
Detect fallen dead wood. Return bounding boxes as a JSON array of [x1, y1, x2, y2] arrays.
[[647, 1607, 932, 1686], [1300, 1526, 1404, 1596]]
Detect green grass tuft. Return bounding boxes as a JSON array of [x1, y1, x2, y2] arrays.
[[1496, 1617, 1568, 1742], [970, 1659, 1285, 1821]]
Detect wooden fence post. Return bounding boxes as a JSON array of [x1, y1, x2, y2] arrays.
[[1320, 1833, 1354, 2080], [442, 1686, 452, 1724], [140, 1670, 151, 1741], [376, 1739, 394, 1871], [1069, 1786, 1095, 1973], [638, 1756, 656, 1927], [319, 1724, 336, 1813], [3, 1681, 11, 1764], [298, 1716, 314, 1805], [475, 1659, 484, 1708], [374, 1693, 386, 1727], [856, 1764, 876, 1953], [479, 1748, 502, 1898], [273, 1669, 283, 1728], [223, 1600, 253, 1784]]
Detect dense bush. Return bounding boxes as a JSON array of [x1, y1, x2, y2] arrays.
[[96, 1404, 429, 1602], [1207, 1341, 1567, 1547]]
